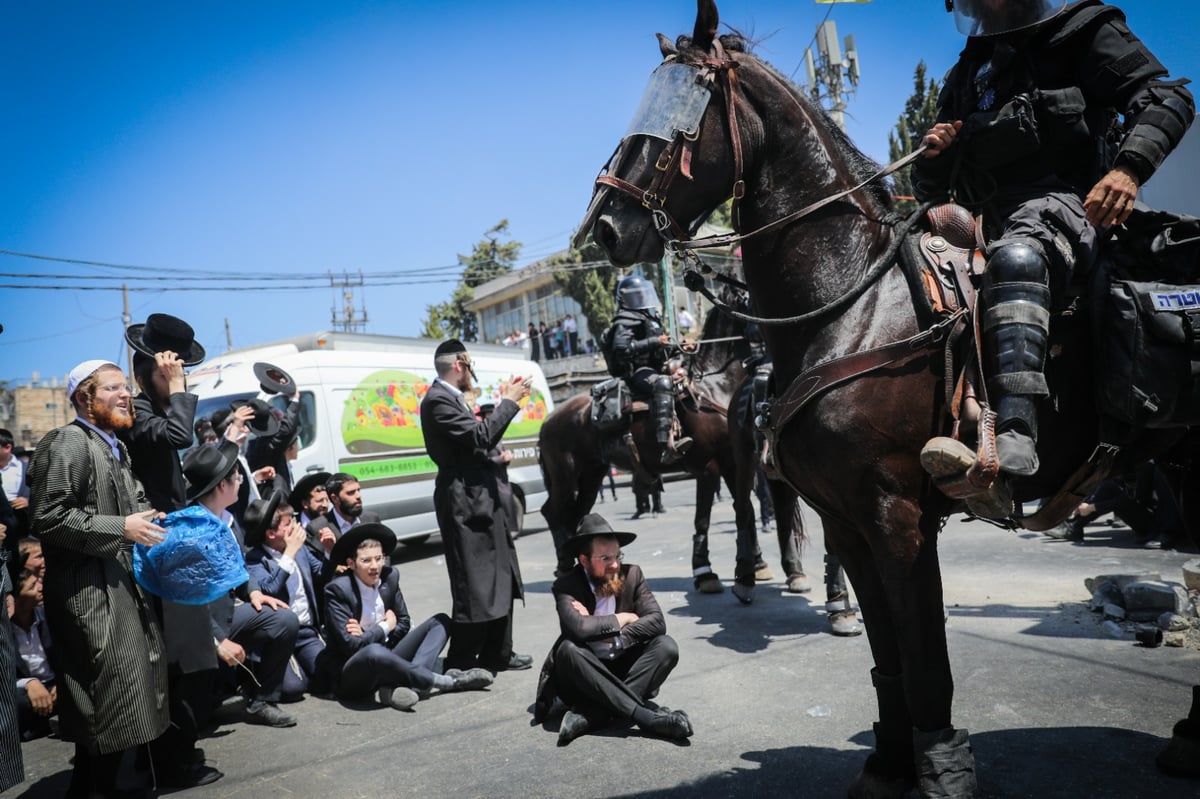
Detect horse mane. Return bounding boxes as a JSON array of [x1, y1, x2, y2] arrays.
[[692, 284, 750, 375], [678, 32, 894, 212]]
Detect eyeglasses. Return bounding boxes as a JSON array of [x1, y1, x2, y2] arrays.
[[585, 551, 623, 564], [98, 383, 134, 394]]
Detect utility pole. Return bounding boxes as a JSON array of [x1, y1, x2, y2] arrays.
[[330, 271, 369, 333], [224, 317, 233, 350], [121, 283, 133, 376], [800, 19, 861, 133], [660, 255, 677, 341]]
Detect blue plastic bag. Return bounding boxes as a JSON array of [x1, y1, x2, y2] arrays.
[[134, 505, 249, 605]]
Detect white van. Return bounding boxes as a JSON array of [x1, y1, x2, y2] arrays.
[[186, 331, 552, 543]]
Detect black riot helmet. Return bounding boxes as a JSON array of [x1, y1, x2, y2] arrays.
[[945, 0, 1067, 37], [616, 275, 662, 313]]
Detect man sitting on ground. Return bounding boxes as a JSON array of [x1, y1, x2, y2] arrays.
[[9, 565, 56, 741], [533, 513, 693, 745], [322, 524, 493, 712], [243, 491, 329, 698], [304, 472, 381, 569], [290, 471, 331, 530]]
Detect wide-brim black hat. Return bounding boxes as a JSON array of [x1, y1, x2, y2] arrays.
[[562, 513, 636, 556], [182, 440, 241, 502], [330, 522, 398, 568], [242, 490, 284, 548], [288, 471, 331, 512], [230, 398, 281, 438], [125, 313, 206, 366], [253, 362, 296, 396]]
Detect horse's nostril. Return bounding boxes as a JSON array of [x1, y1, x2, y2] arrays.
[[595, 218, 618, 253]]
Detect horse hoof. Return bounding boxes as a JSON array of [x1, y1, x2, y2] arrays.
[[732, 583, 755, 605], [785, 574, 812, 594], [754, 564, 775, 582], [830, 610, 863, 637], [694, 573, 724, 594], [920, 436, 974, 479]]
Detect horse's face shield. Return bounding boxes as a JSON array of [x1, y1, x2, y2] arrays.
[[573, 63, 713, 249]]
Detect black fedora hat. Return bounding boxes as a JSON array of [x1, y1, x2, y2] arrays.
[[253, 362, 296, 396], [330, 522, 397, 568], [125, 313, 206, 366], [182, 440, 241, 502], [562, 513, 636, 557], [230, 398, 281, 438], [242, 490, 285, 548], [288, 471, 331, 512]]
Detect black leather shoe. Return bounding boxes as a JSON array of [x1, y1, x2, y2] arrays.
[[641, 708, 694, 740], [245, 701, 298, 727], [557, 710, 593, 746], [158, 763, 224, 789], [502, 653, 534, 671], [446, 667, 494, 691]]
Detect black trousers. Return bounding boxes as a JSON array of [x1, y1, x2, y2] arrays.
[[445, 607, 514, 671], [338, 614, 450, 697], [552, 635, 679, 720], [149, 666, 213, 778], [226, 604, 299, 704]]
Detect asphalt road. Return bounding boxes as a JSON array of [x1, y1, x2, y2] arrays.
[[5, 480, 1199, 799]]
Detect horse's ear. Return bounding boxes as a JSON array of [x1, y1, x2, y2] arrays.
[[692, 0, 719, 52], [657, 33, 678, 59]]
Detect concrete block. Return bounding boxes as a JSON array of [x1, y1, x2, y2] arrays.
[[1122, 581, 1188, 621]]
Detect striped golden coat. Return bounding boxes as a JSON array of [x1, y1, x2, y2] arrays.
[[29, 421, 168, 754]]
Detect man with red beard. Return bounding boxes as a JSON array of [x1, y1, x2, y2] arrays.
[[28, 360, 169, 796], [532, 513, 693, 746]]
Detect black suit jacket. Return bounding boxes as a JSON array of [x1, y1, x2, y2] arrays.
[[321, 567, 411, 666], [245, 544, 325, 629], [245, 399, 302, 494], [119, 392, 197, 513], [533, 563, 664, 721]]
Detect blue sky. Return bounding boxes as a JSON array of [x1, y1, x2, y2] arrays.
[[2, 0, 1196, 385]]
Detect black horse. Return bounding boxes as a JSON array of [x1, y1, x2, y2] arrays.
[[538, 294, 768, 589], [576, 1, 1183, 795]]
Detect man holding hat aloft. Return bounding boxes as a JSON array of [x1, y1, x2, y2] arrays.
[[532, 513, 693, 746], [120, 313, 227, 788], [28, 359, 169, 795], [322, 523, 494, 711], [420, 338, 533, 674], [182, 440, 300, 729], [244, 490, 329, 698]]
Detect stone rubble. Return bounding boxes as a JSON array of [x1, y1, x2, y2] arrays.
[[1083, 567, 1200, 650]]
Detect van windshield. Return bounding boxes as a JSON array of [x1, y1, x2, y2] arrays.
[[193, 391, 317, 449]]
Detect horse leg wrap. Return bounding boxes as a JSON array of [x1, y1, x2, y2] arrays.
[[912, 726, 978, 799]]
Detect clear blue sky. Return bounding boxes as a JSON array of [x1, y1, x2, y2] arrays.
[[2, 1, 1196, 385]]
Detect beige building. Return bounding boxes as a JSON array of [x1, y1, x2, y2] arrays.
[[9, 383, 74, 449]]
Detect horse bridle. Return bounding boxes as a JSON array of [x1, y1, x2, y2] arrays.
[[593, 41, 931, 327], [594, 39, 746, 244]]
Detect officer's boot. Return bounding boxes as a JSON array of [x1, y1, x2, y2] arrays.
[[652, 376, 691, 463], [982, 242, 1051, 478]]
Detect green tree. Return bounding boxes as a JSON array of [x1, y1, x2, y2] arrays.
[[420, 221, 521, 341], [887, 61, 942, 214], [547, 241, 620, 343]]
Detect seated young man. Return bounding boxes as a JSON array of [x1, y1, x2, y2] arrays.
[[9, 565, 56, 741], [322, 524, 493, 711], [243, 491, 329, 698], [533, 513, 693, 745], [181, 440, 300, 728]]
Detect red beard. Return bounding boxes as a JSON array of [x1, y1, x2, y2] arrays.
[[593, 574, 625, 598], [90, 398, 134, 431]]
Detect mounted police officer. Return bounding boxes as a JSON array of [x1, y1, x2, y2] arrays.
[[917, 0, 1193, 479], [605, 275, 693, 462]]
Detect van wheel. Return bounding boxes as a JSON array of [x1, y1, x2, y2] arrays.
[[402, 535, 431, 546]]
